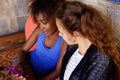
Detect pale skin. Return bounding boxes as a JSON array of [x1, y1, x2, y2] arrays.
[[12, 14, 67, 80], [56, 18, 92, 56]]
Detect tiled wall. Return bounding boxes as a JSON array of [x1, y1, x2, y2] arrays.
[[0, 0, 28, 36]]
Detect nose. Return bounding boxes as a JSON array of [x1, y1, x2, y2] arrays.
[[40, 25, 45, 30]]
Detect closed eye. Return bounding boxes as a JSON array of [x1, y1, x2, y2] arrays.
[[42, 20, 48, 24]]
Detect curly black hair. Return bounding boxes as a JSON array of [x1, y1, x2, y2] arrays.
[[30, 0, 65, 23]]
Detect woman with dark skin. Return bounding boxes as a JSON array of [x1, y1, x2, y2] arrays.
[[55, 1, 120, 80], [12, 0, 67, 80]]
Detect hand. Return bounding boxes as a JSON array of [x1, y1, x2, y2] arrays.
[[11, 61, 24, 75], [11, 59, 26, 78], [11, 50, 28, 74], [12, 51, 27, 68], [12, 74, 26, 80]]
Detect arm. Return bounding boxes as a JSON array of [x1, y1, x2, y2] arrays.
[[13, 25, 42, 66], [11, 25, 41, 80], [42, 40, 68, 80], [19, 25, 41, 62], [22, 25, 42, 52]]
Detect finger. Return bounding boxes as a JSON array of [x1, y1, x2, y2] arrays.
[[23, 78, 26, 80], [19, 76, 24, 78], [11, 74, 19, 77], [19, 75, 26, 80]]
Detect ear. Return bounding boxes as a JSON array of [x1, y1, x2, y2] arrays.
[[73, 31, 81, 37]]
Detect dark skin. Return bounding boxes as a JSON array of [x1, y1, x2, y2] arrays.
[[12, 13, 67, 80]]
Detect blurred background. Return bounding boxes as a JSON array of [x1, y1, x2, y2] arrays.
[[0, 0, 120, 80], [0, 0, 120, 41]]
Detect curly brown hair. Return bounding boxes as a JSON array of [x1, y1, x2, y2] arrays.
[[55, 1, 120, 69]]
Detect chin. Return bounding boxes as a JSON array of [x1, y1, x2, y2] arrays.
[[66, 41, 74, 45], [69, 43, 75, 45], [45, 32, 51, 36]]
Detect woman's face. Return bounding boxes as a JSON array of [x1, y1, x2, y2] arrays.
[[56, 18, 76, 45], [37, 13, 57, 36]]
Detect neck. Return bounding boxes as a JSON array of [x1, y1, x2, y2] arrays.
[[77, 38, 92, 55], [47, 30, 59, 38]]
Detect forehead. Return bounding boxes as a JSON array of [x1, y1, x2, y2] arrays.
[[56, 18, 74, 35], [56, 18, 69, 33], [37, 13, 47, 20], [37, 13, 53, 23]]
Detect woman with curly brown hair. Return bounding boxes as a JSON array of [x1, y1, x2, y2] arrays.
[[55, 1, 120, 80]]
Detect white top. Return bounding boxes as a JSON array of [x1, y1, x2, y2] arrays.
[[64, 48, 83, 80]]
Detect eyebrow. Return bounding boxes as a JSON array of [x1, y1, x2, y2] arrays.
[[37, 18, 48, 22]]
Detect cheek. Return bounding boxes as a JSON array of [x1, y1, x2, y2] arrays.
[[46, 24, 52, 29], [62, 34, 71, 43], [64, 35, 76, 45], [49, 21, 56, 27], [48, 23, 56, 30]]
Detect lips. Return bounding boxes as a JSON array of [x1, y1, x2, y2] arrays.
[[44, 31, 48, 34]]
